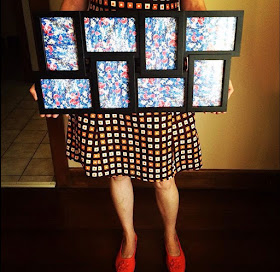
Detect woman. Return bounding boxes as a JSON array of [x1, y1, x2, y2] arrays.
[[30, 0, 234, 271]]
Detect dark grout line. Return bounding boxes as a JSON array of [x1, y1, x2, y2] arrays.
[[18, 130, 48, 181], [1, 92, 31, 124], [1, 142, 13, 158]]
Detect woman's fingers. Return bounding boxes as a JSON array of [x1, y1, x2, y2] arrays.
[[40, 114, 60, 118], [30, 84, 61, 119], [228, 79, 234, 99], [204, 112, 226, 114], [29, 83, 38, 101]]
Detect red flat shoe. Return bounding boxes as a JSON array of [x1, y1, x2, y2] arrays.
[[165, 234, 186, 272], [115, 233, 137, 272]]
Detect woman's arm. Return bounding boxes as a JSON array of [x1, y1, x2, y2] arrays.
[[180, 0, 207, 11], [60, 0, 89, 11]]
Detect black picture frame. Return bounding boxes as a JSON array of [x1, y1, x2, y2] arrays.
[[187, 55, 231, 112], [35, 71, 94, 114], [80, 11, 140, 58], [33, 11, 86, 75], [183, 10, 244, 57], [135, 73, 188, 113], [139, 11, 184, 76], [90, 54, 136, 114], [32, 10, 244, 114]]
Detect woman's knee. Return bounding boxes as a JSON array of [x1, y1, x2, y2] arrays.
[[111, 175, 131, 182], [153, 177, 175, 190]]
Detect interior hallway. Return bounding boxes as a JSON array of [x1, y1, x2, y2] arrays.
[[1, 20, 55, 188], [1, 79, 55, 188]]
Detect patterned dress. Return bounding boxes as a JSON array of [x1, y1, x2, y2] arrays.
[[65, 0, 203, 182]]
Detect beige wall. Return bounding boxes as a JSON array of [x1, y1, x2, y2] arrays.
[[59, 0, 279, 169], [195, 0, 279, 169]]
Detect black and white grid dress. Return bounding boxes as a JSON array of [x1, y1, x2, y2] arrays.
[[65, 0, 202, 182]]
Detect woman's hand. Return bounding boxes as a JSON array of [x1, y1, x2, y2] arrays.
[[227, 79, 234, 100], [204, 79, 234, 115], [29, 83, 59, 118]]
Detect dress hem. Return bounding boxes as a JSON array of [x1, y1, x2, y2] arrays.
[[66, 155, 203, 183]]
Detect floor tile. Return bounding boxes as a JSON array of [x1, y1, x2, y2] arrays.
[[33, 144, 52, 159], [1, 110, 9, 122], [23, 158, 54, 176], [2, 117, 30, 130], [1, 129, 21, 143], [1, 157, 31, 175], [2, 95, 24, 104], [9, 108, 36, 120], [19, 175, 54, 182], [1, 100, 20, 109], [42, 133, 50, 144], [18, 100, 38, 110], [3, 143, 39, 158], [32, 110, 42, 119], [14, 129, 47, 144], [1, 80, 30, 92], [24, 119, 47, 131], [23, 92, 36, 101], [1, 175, 20, 182], [1, 141, 12, 156]]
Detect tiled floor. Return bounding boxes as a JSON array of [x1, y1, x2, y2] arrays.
[[1, 80, 56, 188]]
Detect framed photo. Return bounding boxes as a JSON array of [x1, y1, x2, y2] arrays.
[[33, 11, 85, 74], [136, 74, 187, 113], [90, 54, 136, 114], [80, 11, 139, 57], [187, 55, 231, 112], [184, 11, 244, 56], [35, 72, 94, 114], [139, 11, 184, 76]]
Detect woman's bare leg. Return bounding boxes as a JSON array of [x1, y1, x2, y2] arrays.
[[110, 175, 136, 258], [153, 176, 181, 256]]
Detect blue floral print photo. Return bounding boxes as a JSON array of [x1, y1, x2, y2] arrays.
[[84, 17, 137, 52], [186, 17, 237, 51], [41, 17, 79, 70], [137, 78, 185, 108], [192, 60, 224, 107], [145, 17, 177, 70], [41, 79, 92, 109], [96, 61, 130, 108]]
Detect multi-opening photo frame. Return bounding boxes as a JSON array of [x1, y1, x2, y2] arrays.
[[33, 10, 244, 113], [187, 55, 231, 112]]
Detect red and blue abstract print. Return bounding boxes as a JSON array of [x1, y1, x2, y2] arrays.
[[41, 17, 79, 70], [137, 78, 185, 108], [84, 17, 137, 52], [192, 60, 224, 107], [97, 61, 130, 108], [186, 17, 237, 51], [41, 79, 92, 109], [145, 17, 177, 70]]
